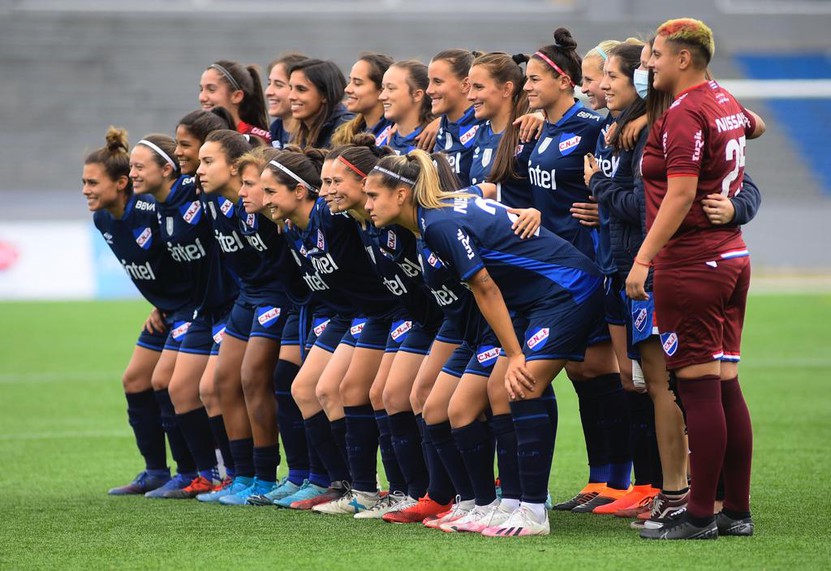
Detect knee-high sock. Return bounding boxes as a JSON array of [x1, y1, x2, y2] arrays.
[[304, 411, 351, 484], [511, 398, 555, 504], [427, 421, 473, 502], [273, 360, 309, 485], [344, 405, 379, 493], [389, 411, 428, 499], [153, 389, 196, 475], [208, 415, 235, 478], [627, 391, 658, 487], [597, 374, 633, 490], [125, 389, 167, 472], [175, 407, 218, 477], [572, 378, 610, 483], [228, 438, 254, 479], [490, 414, 521, 501], [376, 410, 406, 494], [254, 444, 280, 484], [420, 416, 455, 504], [721, 377, 753, 515], [452, 421, 496, 506], [677, 375, 725, 520]]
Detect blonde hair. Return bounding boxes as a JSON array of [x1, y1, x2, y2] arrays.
[[371, 150, 475, 209], [656, 18, 715, 67]]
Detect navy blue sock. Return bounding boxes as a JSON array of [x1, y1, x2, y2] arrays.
[[253, 444, 280, 483], [208, 415, 235, 478], [490, 414, 521, 501], [344, 405, 379, 492], [228, 438, 254, 478], [376, 410, 406, 494], [306, 430, 330, 487], [330, 417, 349, 469], [153, 389, 196, 474], [125, 390, 167, 471], [273, 360, 308, 484], [597, 374, 632, 490], [511, 397, 556, 504], [304, 411, 350, 484], [175, 406, 218, 474], [572, 379, 610, 483], [420, 416, 454, 504], [427, 421, 473, 502], [389, 411, 428, 499], [627, 391, 657, 487], [452, 421, 496, 505]]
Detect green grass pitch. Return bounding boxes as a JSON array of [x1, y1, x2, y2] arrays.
[[1, 295, 830, 570]]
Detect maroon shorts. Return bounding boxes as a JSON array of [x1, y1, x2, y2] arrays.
[[653, 256, 750, 370]]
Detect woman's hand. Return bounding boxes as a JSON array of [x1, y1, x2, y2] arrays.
[[583, 153, 601, 187], [505, 353, 536, 400], [415, 118, 441, 151], [508, 207, 541, 239], [625, 263, 650, 301], [570, 199, 600, 227], [144, 307, 166, 335], [701, 193, 736, 225], [513, 112, 545, 143]]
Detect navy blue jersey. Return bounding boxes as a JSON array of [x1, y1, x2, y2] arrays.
[[469, 122, 535, 208], [283, 198, 399, 318], [269, 118, 292, 149], [369, 117, 394, 147], [387, 125, 423, 155], [434, 106, 482, 187], [418, 196, 602, 312], [155, 175, 238, 315], [592, 113, 618, 276], [357, 221, 443, 329], [528, 101, 604, 259], [417, 238, 487, 344], [94, 194, 194, 316], [202, 193, 291, 306]]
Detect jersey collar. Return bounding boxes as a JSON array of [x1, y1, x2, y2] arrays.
[[552, 99, 584, 128]]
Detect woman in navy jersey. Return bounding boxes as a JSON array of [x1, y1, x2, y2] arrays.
[[524, 28, 635, 513], [174, 109, 235, 179], [288, 59, 353, 149], [379, 60, 433, 154], [428, 50, 482, 186], [627, 19, 764, 540], [189, 130, 296, 505], [130, 133, 239, 499], [199, 60, 272, 144], [365, 149, 604, 537], [332, 54, 395, 147], [84, 128, 197, 497], [265, 53, 308, 149]]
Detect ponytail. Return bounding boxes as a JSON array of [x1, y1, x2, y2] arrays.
[[207, 60, 269, 131], [85, 126, 132, 194], [371, 150, 474, 210]]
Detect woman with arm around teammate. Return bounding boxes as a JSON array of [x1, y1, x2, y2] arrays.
[[627, 18, 763, 540]]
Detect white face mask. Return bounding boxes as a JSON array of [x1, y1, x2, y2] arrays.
[[633, 69, 650, 100]]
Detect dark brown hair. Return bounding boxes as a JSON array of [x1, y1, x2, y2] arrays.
[[85, 126, 132, 194], [208, 60, 269, 131], [532, 27, 582, 87]]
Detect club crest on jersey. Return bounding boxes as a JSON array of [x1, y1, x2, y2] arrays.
[[317, 229, 325, 250], [171, 321, 191, 341], [526, 328, 550, 351], [537, 137, 553, 154], [660, 332, 678, 357], [386, 230, 397, 250], [558, 133, 582, 155], [350, 319, 366, 338], [165, 217, 174, 236], [476, 345, 500, 368], [256, 306, 281, 328], [634, 308, 648, 333], [390, 320, 412, 343], [514, 143, 524, 157], [212, 324, 226, 345], [219, 197, 235, 218], [134, 227, 153, 250], [442, 130, 452, 150], [375, 125, 392, 146], [246, 213, 257, 229], [313, 318, 330, 337], [181, 201, 202, 225], [481, 148, 493, 168], [460, 125, 479, 147]]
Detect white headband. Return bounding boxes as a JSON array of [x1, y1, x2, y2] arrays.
[[269, 160, 318, 192], [371, 165, 415, 186], [210, 63, 242, 92], [137, 139, 178, 171]]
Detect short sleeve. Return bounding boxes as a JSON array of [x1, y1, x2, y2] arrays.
[[662, 104, 706, 178], [423, 219, 485, 282]]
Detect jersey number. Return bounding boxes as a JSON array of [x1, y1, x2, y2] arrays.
[[721, 136, 747, 196]]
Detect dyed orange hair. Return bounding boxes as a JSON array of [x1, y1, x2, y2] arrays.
[[656, 18, 715, 68]]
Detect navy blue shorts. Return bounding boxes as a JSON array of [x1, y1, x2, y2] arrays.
[[136, 326, 168, 352], [309, 315, 351, 353], [604, 275, 627, 326], [385, 320, 436, 355], [440, 343, 475, 378], [282, 311, 301, 347], [341, 316, 392, 350], [435, 318, 465, 344], [509, 287, 604, 363], [180, 308, 231, 356], [224, 299, 289, 342], [626, 293, 659, 360]]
